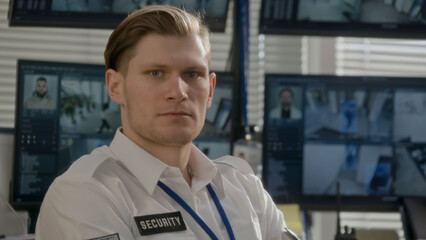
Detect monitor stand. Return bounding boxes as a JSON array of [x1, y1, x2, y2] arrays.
[[402, 197, 426, 239]]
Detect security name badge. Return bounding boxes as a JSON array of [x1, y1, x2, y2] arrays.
[[88, 233, 120, 240], [134, 211, 187, 236]]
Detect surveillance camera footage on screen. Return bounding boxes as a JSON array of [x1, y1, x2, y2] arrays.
[[263, 74, 426, 210]]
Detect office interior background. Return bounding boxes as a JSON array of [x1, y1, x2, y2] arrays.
[[1, 0, 426, 239]]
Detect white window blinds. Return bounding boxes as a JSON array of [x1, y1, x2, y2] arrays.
[[336, 37, 426, 77]]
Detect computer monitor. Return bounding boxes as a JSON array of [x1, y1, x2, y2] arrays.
[[8, 0, 231, 32], [11, 60, 121, 209], [11, 60, 236, 209], [259, 0, 426, 38], [194, 72, 236, 159], [263, 74, 426, 210]]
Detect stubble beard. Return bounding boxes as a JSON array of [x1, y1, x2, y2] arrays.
[[125, 101, 202, 148], [36, 91, 47, 98]]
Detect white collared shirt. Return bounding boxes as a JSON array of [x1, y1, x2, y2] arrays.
[[35, 129, 298, 240]]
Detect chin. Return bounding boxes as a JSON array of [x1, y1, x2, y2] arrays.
[[159, 137, 194, 147], [158, 131, 196, 146]]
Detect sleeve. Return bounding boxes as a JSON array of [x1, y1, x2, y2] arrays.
[[254, 177, 300, 240], [35, 178, 135, 240]]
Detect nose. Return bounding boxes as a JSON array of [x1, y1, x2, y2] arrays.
[[165, 74, 188, 102]]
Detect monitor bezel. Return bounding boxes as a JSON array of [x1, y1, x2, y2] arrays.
[[259, 0, 426, 39], [263, 73, 426, 211], [8, 0, 230, 32]]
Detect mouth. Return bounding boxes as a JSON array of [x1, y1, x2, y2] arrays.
[[160, 111, 191, 117]]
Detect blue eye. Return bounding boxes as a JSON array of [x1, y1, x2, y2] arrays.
[[150, 71, 162, 77], [183, 72, 199, 79]]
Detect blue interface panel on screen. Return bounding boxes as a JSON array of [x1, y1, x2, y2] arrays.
[[263, 74, 426, 209]]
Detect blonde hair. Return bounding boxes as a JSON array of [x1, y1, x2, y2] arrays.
[[104, 5, 211, 74]]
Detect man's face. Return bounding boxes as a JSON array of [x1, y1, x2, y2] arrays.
[[108, 33, 215, 148], [36, 80, 48, 97], [280, 90, 293, 108]]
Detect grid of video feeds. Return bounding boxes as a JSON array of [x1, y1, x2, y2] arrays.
[[263, 75, 426, 204], [303, 86, 426, 197]]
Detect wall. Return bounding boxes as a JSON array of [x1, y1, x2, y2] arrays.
[[0, 131, 14, 201]]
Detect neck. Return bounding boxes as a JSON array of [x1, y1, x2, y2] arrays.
[[158, 145, 192, 187], [146, 143, 193, 186], [148, 143, 193, 186], [123, 129, 193, 186], [282, 105, 290, 111]]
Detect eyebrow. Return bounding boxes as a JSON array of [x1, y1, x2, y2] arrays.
[[141, 63, 209, 72]]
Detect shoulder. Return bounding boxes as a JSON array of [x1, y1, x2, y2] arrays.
[[213, 155, 254, 175], [61, 145, 115, 181], [269, 106, 280, 118], [212, 156, 266, 209], [292, 105, 302, 114], [43, 146, 119, 209]]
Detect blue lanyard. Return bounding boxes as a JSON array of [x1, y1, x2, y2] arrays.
[[157, 181, 235, 240]]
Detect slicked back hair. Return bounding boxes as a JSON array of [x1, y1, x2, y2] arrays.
[[104, 5, 211, 75]]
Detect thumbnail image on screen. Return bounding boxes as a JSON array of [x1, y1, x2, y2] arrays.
[[304, 88, 393, 142], [267, 86, 303, 120], [60, 78, 120, 134], [393, 90, 426, 143], [303, 143, 394, 196]]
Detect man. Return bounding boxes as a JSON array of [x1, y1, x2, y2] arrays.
[[270, 88, 302, 119], [24, 76, 56, 110], [36, 6, 298, 240]]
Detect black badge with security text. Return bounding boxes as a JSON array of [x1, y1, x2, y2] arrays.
[[134, 211, 187, 236]]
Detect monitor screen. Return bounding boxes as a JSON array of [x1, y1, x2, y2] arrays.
[[12, 60, 121, 209], [9, 0, 230, 32], [11, 60, 235, 209], [263, 74, 426, 210], [259, 0, 426, 38], [194, 72, 236, 159]]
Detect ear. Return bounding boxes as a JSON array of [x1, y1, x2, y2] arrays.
[[105, 69, 125, 105], [206, 72, 216, 109]]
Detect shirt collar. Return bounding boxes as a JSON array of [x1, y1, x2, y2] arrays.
[[188, 146, 220, 194], [109, 129, 167, 195], [109, 129, 222, 195]]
